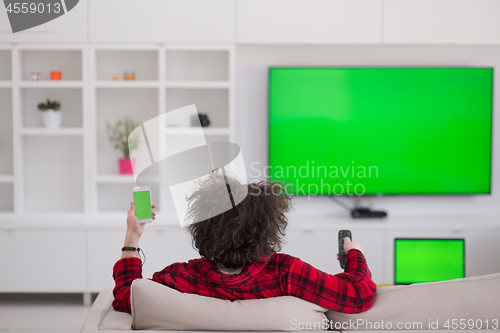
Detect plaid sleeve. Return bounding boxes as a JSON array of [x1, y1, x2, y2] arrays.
[[112, 257, 143, 313], [286, 249, 376, 313]]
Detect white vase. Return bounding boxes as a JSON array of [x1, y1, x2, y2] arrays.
[[41, 110, 62, 129]]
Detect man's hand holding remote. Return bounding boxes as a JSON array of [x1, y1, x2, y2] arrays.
[[337, 238, 364, 261]]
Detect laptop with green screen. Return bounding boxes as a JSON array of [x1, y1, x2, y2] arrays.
[[394, 238, 465, 284]]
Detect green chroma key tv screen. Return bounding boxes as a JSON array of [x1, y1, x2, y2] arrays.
[[269, 68, 493, 195], [394, 239, 465, 284]]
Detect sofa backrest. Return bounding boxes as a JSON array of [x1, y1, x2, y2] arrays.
[[326, 273, 500, 330], [131, 278, 329, 331]]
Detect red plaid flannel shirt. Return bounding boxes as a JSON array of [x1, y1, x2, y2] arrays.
[[113, 249, 376, 314]]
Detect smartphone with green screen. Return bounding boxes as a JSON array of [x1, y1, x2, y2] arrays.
[[133, 186, 153, 223]]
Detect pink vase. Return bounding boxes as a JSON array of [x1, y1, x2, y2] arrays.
[[119, 158, 134, 175]]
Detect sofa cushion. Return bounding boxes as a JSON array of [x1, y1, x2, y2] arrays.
[[326, 273, 500, 330], [96, 287, 133, 331], [130, 279, 328, 331], [99, 308, 133, 331]]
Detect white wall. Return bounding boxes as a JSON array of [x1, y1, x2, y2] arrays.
[[235, 45, 500, 220], [3, 0, 500, 45]]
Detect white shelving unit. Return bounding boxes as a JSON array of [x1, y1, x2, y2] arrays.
[[0, 43, 234, 218], [0, 43, 235, 299]]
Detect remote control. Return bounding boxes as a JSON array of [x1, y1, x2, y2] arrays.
[[338, 230, 352, 269]]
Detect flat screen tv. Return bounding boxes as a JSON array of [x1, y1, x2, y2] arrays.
[[394, 238, 465, 284], [269, 68, 493, 195]]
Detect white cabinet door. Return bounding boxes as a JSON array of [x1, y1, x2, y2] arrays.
[[462, 229, 500, 277], [237, 0, 382, 44], [139, 227, 200, 279], [87, 230, 126, 292], [384, 0, 500, 44], [89, 0, 235, 43], [0, 0, 88, 43], [0, 230, 86, 292]]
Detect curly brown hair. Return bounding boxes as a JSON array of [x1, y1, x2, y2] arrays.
[[186, 173, 292, 269]]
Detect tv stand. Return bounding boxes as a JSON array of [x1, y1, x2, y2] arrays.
[[330, 196, 388, 219], [351, 207, 387, 219]]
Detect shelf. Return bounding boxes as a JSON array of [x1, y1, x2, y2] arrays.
[[20, 50, 82, 81], [1, 44, 234, 220], [20, 128, 84, 136], [96, 174, 160, 184], [165, 127, 230, 136], [95, 81, 159, 88], [166, 88, 229, 127], [166, 50, 229, 81], [22, 88, 83, 128], [96, 88, 158, 175], [97, 183, 160, 212], [165, 81, 229, 89], [20, 81, 83, 88], [96, 50, 158, 81], [0, 175, 14, 183]]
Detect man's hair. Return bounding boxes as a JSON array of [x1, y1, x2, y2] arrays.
[[186, 173, 292, 269]]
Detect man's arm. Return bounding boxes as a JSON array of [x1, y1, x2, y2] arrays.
[[286, 239, 376, 314], [112, 202, 156, 313]]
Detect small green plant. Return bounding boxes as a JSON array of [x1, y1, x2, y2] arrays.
[[106, 117, 140, 159], [37, 99, 61, 111]]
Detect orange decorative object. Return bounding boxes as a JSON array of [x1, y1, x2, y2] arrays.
[[50, 71, 62, 80], [124, 72, 135, 81], [112, 75, 119, 81]]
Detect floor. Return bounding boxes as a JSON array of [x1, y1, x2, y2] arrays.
[[0, 293, 93, 333]]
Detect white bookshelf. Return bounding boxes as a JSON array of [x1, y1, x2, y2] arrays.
[[87, 44, 235, 216], [94, 81, 159, 88], [0, 43, 234, 218], [10, 45, 89, 214], [19, 81, 84, 88], [165, 81, 230, 89], [19, 128, 85, 136], [0, 43, 234, 298], [165, 127, 231, 136]]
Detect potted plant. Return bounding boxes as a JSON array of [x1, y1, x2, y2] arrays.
[[37, 99, 62, 129], [106, 117, 140, 175]]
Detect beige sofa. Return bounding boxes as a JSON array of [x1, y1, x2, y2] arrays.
[[81, 272, 500, 332]]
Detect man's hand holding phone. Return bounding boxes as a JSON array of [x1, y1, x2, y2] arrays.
[[127, 202, 157, 237], [122, 202, 156, 259]]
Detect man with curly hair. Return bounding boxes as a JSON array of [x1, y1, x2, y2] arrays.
[[112, 173, 376, 314]]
